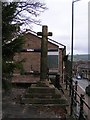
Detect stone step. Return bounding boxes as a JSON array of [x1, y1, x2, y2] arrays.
[[25, 93, 61, 98], [26, 91, 55, 96], [28, 87, 55, 94], [30, 104, 69, 107], [21, 98, 67, 104]]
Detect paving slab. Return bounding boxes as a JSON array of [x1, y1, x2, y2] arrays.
[[2, 87, 67, 119]]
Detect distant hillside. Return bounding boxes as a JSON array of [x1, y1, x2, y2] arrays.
[[68, 54, 90, 61]]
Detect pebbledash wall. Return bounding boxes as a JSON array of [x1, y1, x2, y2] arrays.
[[12, 31, 64, 83]]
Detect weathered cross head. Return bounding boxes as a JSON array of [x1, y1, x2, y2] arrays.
[[37, 25, 52, 37]]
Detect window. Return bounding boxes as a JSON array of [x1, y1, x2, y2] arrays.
[[48, 51, 59, 69]]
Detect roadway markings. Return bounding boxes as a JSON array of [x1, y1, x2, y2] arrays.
[[78, 83, 85, 92]]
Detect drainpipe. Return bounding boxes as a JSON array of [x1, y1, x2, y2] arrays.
[[62, 46, 66, 83]]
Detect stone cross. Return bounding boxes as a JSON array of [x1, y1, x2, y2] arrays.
[[37, 25, 52, 81]]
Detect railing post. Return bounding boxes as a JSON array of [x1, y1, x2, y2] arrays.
[[75, 81, 78, 101], [78, 94, 84, 120], [70, 85, 74, 116], [65, 73, 69, 90], [66, 79, 68, 90], [69, 78, 71, 96], [55, 73, 60, 89]]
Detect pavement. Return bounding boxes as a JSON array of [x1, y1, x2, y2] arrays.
[[60, 83, 71, 115], [2, 81, 81, 120], [2, 86, 69, 119]]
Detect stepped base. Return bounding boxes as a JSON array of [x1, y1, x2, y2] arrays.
[[25, 92, 61, 98], [28, 87, 55, 93], [19, 80, 69, 119], [21, 80, 68, 105], [2, 80, 70, 119], [21, 98, 68, 104]]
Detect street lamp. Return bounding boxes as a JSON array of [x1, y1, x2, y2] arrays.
[[70, 0, 82, 95]]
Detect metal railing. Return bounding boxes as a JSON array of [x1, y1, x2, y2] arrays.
[[65, 77, 90, 120]]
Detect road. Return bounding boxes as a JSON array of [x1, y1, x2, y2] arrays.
[[73, 78, 90, 119], [73, 78, 90, 92]]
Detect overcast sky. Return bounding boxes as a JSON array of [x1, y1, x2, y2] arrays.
[[32, 0, 89, 55]]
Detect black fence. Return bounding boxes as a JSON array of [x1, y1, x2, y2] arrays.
[[65, 78, 90, 120]]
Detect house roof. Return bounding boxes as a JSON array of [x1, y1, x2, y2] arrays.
[[23, 29, 66, 48], [78, 63, 90, 69]]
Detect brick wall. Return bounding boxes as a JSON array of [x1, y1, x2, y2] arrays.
[[13, 32, 63, 83]]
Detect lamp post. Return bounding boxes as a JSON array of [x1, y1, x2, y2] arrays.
[[70, 0, 81, 95]]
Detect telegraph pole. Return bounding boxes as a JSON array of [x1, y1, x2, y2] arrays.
[[37, 25, 52, 81]]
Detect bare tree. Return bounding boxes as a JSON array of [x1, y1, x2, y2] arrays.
[[13, 0, 47, 30]]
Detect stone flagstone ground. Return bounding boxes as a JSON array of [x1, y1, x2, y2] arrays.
[[2, 82, 76, 120]]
